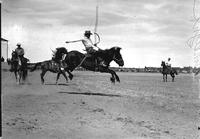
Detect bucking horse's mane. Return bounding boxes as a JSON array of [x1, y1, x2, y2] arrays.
[[52, 47, 68, 61]]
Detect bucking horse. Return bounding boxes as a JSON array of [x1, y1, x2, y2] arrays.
[[64, 46, 124, 83], [30, 47, 72, 84]]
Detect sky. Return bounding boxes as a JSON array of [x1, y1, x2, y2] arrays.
[[1, 0, 199, 68]]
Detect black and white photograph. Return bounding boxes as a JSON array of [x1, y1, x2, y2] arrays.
[[1, 0, 200, 138]]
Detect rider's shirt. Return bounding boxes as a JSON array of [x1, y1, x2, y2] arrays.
[[15, 48, 24, 56], [166, 60, 171, 67], [82, 37, 95, 48], [82, 37, 97, 54]]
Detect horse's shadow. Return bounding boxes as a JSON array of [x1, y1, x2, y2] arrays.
[[18, 82, 32, 85], [44, 83, 69, 86], [58, 91, 121, 97]]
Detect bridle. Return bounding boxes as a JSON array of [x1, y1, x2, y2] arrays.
[[161, 61, 166, 68], [112, 51, 123, 63]]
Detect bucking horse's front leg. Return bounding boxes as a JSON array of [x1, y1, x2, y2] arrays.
[[106, 68, 120, 83]]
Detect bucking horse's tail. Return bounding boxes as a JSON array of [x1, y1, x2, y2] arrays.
[[30, 62, 42, 72]]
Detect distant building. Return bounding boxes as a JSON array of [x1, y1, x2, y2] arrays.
[[1, 38, 9, 60]]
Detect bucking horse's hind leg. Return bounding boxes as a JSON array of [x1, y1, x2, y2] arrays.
[[40, 70, 47, 84], [65, 69, 73, 80], [60, 70, 68, 83], [56, 72, 61, 84]]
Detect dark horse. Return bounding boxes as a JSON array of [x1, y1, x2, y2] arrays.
[[30, 47, 71, 84], [10, 51, 29, 84], [161, 61, 178, 82], [64, 46, 124, 83]]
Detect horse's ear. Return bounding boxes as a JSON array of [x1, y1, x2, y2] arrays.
[[114, 47, 121, 51]]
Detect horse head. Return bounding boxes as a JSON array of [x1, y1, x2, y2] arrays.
[[110, 47, 124, 66], [161, 61, 165, 67], [53, 47, 68, 61], [11, 50, 18, 60], [56, 47, 68, 54]]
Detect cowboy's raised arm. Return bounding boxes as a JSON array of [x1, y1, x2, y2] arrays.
[[65, 39, 82, 43]]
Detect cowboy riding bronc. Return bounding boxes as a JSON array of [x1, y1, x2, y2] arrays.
[[65, 30, 106, 69], [65, 30, 98, 53]]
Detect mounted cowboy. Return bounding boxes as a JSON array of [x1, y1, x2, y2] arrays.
[[165, 57, 172, 71], [65, 30, 99, 54], [65, 30, 106, 69], [10, 43, 25, 72], [166, 58, 171, 67]]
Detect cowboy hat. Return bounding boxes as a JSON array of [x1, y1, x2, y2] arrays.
[[16, 43, 21, 46], [84, 30, 92, 35]]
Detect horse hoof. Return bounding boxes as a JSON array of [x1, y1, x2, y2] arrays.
[[69, 75, 73, 80], [110, 77, 115, 83]]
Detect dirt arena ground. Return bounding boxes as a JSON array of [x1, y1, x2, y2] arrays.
[[2, 63, 200, 139]]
